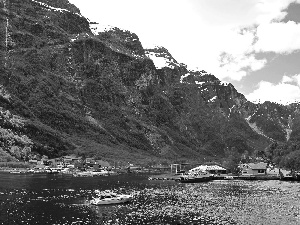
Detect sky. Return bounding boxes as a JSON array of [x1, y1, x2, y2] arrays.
[[68, 0, 300, 105]]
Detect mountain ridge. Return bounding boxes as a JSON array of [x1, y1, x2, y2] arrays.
[[1, 0, 300, 165]]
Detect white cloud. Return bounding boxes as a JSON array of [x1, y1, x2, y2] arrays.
[[210, 0, 300, 81], [291, 74, 300, 85], [68, 0, 300, 88], [68, 0, 298, 81], [212, 28, 267, 81], [187, 0, 295, 28], [184, 0, 297, 81], [246, 75, 300, 104], [249, 56, 267, 71], [282, 75, 294, 83], [252, 0, 293, 24], [255, 21, 300, 53], [216, 53, 267, 81]]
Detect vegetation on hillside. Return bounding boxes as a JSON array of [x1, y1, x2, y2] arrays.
[[1, 0, 299, 165], [261, 141, 300, 171]]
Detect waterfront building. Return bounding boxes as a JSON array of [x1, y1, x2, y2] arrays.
[[189, 165, 227, 175], [240, 162, 268, 176], [62, 155, 82, 166]]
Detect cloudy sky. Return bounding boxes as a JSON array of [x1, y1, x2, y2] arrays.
[[69, 0, 300, 105]]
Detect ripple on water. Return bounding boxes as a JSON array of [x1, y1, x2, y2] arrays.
[[1, 176, 300, 224]]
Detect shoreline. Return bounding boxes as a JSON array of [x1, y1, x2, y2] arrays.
[[148, 173, 297, 182]]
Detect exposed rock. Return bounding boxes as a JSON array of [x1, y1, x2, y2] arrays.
[[1, 0, 300, 164]]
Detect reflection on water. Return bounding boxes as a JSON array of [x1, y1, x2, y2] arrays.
[[1, 172, 300, 224]]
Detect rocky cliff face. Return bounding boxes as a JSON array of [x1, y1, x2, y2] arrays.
[[0, 0, 299, 164]]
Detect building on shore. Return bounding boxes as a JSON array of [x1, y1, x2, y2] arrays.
[[171, 163, 190, 174], [189, 165, 227, 175], [84, 159, 111, 171], [240, 162, 268, 176]]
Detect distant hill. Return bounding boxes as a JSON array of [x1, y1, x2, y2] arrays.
[[1, 0, 300, 165]]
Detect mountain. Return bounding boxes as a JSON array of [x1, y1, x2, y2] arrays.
[[1, 0, 300, 165]]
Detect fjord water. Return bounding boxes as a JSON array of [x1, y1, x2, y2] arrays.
[[1, 173, 300, 225]]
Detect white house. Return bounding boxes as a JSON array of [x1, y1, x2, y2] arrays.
[[240, 162, 267, 176], [189, 165, 227, 175]]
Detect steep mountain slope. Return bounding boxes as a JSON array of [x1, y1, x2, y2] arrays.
[[0, 0, 299, 164]]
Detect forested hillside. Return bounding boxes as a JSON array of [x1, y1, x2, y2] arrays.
[[1, 0, 300, 165]]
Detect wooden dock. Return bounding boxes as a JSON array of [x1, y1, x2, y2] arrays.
[[148, 174, 181, 181], [149, 174, 283, 181]]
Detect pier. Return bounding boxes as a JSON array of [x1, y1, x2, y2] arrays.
[[148, 174, 286, 181]]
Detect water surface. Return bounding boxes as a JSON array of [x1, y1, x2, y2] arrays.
[[1, 172, 300, 224]]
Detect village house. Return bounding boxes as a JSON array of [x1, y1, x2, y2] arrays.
[[189, 164, 227, 175], [85, 157, 95, 164], [96, 160, 110, 168], [240, 162, 268, 176], [28, 159, 47, 167], [26, 154, 112, 171], [46, 158, 65, 168], [84, 159, 111, 171], [62, 155, 82, 166], [170, 163, 191, 174]]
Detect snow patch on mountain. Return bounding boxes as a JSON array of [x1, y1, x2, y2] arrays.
[[146, 52, 177, 69], [32, 0, 83, 17], [90, 23, 114, 35], [208, 96, 217, 102], [195, 81, 205, 85], [286, 128, 292, 141], [145, 47, 180, 69], [180, 73, 190, 83], [245, 115, 274, 141], [228, 105, 235, 117], [220, 81, 229, 86]]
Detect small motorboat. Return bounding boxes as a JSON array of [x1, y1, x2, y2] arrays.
[[179, 171, 213, 183], [224, 175, 234, 180], [10, 170, 21, 174], [279, 172, 300, 181], [90, 191, 132, 205], [27, 169, 35, 173], [46, 168, 59, 174]]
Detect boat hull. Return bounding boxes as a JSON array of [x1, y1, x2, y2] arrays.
[[280, 176, 300, 181], [179, 176, 212, 183], [91, 198, 131, 205], [90, 195, 132, 205]]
